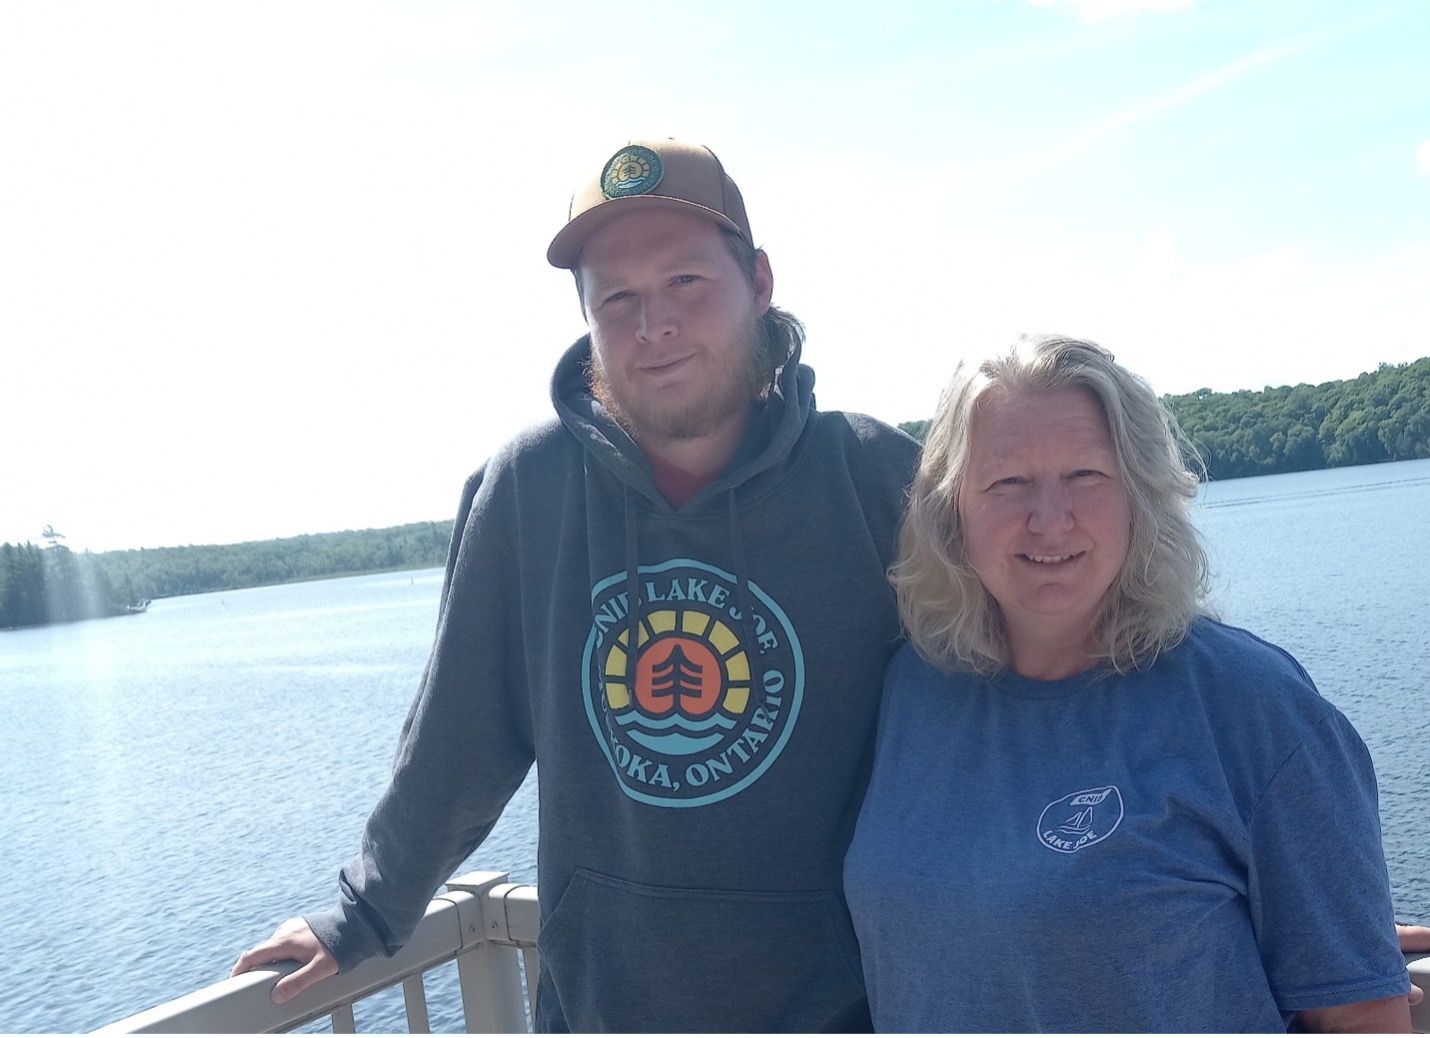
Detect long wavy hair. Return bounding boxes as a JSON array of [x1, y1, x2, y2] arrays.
[[893, 334, 1211, 675]]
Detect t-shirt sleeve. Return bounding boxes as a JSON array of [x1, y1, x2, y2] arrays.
[[1246, 708, 1410, 1011]]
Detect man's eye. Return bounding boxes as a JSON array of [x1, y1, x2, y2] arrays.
[[673, 274, 697, 285], [602, 291, 630, 305]]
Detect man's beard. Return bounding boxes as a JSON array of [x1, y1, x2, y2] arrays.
[[589, 318, 768, 446]]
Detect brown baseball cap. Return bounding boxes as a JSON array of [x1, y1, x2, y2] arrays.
[[546, 137, 753, 269]]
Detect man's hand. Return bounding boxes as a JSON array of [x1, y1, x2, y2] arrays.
[[230, 918, 339, 1005], [1400, 924, 1430, 1009]]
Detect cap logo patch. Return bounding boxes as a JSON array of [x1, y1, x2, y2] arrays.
[[601, 145, 664, 199]]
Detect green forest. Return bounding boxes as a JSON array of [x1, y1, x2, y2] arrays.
[[0, 538, 144, 630], [1, 522, 452, 630], [898, 355, 1430, 481], [5, 356, 1426, 630]]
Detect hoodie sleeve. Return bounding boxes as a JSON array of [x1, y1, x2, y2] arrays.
[[307, 462, 537, 969]]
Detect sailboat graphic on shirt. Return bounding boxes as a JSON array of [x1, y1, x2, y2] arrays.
[[1038, 786, 1124, 854], [1057, 805, 1096, 838]]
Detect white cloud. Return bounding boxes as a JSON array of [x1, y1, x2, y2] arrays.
[[1417, 139, 1430, 176], [1029, 0, 1194, 22]]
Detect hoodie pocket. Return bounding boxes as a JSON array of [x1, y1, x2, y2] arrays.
[[536, 868, 866, 1032]]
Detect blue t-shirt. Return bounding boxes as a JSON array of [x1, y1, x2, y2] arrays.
[[844, 619, 1409, 1032]]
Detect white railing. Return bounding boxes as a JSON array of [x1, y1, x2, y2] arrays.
[[95, 872, 539, 1034], [94, 869, 1430, 1033], [1412, 955, 1429, 1033]]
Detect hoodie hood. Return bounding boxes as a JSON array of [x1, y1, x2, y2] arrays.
[[550, 330, 818, 719], [550, 333, 816, 511]]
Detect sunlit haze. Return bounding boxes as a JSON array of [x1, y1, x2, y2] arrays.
[[3, 0, 1426, 552]]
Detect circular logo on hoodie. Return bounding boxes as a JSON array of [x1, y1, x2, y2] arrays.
[[583, 558, 804, 807], [601, 145, 663, 198]]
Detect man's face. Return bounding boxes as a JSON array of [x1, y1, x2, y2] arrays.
[[576, 209, 773, 448]]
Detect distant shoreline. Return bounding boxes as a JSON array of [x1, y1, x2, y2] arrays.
[[1, 522, 453, 628], [8, 355, 1425, 626]]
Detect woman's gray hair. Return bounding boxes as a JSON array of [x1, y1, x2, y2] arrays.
[[893, 334, 1211, 675]]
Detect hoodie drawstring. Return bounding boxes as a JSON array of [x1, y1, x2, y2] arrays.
[[727, 489, 761, 700], [624, 483, 641, 684], [618, 485, 761, 704]]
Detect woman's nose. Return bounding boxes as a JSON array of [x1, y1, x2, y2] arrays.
[[1027, 481, 1075, 533]]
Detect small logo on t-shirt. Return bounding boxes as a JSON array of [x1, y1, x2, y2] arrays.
[[1037, 786, 1123, 853]]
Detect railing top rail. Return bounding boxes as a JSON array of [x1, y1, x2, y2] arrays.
[[91, 872, 1430, 1033], [96, 871, 539, 1034]]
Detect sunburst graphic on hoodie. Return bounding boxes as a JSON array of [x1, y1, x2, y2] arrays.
[[583, 558, 804, 807]]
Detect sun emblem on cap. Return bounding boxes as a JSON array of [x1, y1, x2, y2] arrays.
[[601, 145, 664, 199]]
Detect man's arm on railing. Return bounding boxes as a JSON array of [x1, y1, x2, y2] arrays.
[[230, 917, 339, 1004]]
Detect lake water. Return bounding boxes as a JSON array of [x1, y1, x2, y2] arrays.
[[1, 458, 1427, 1033]]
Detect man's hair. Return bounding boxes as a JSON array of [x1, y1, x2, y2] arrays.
[[892, 334, 1211, 676], [573, 228, 804, 392], [718, 230, 804, 389]]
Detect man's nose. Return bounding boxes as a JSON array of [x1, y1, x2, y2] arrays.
[[635, 295, 678, 342]]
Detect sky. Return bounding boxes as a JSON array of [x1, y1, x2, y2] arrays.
[[2, 0, 1427, 553]]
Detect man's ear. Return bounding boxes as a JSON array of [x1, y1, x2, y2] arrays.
[[753, 249, 774, 314]]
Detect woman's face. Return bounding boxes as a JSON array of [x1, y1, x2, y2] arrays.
[[958, 385, 1132, 669]]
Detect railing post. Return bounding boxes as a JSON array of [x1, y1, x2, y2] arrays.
[[402, 974, 432, 1033], [1410, 954, 1429, 1034], [445, 872, 530, 1033], [455, 942, 527, 1033]]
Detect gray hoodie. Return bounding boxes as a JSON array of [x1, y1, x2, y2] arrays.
[[309, 335, 920, 1031]]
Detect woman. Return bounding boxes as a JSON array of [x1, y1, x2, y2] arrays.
[[844, 335, 1412, 1031]]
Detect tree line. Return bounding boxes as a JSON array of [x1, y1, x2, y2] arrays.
[[1, 522, 452, 630], [898, 355, 1430, 481], [7, 356, 1426, 630], [0, 541, 143, 629]]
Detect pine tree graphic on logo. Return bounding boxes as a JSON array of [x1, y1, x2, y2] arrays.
[[645, 644, 715, 718]]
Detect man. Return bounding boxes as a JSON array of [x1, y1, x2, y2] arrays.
[[234, 138, 1430, 1030], [233, 138, 921, 1030]]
